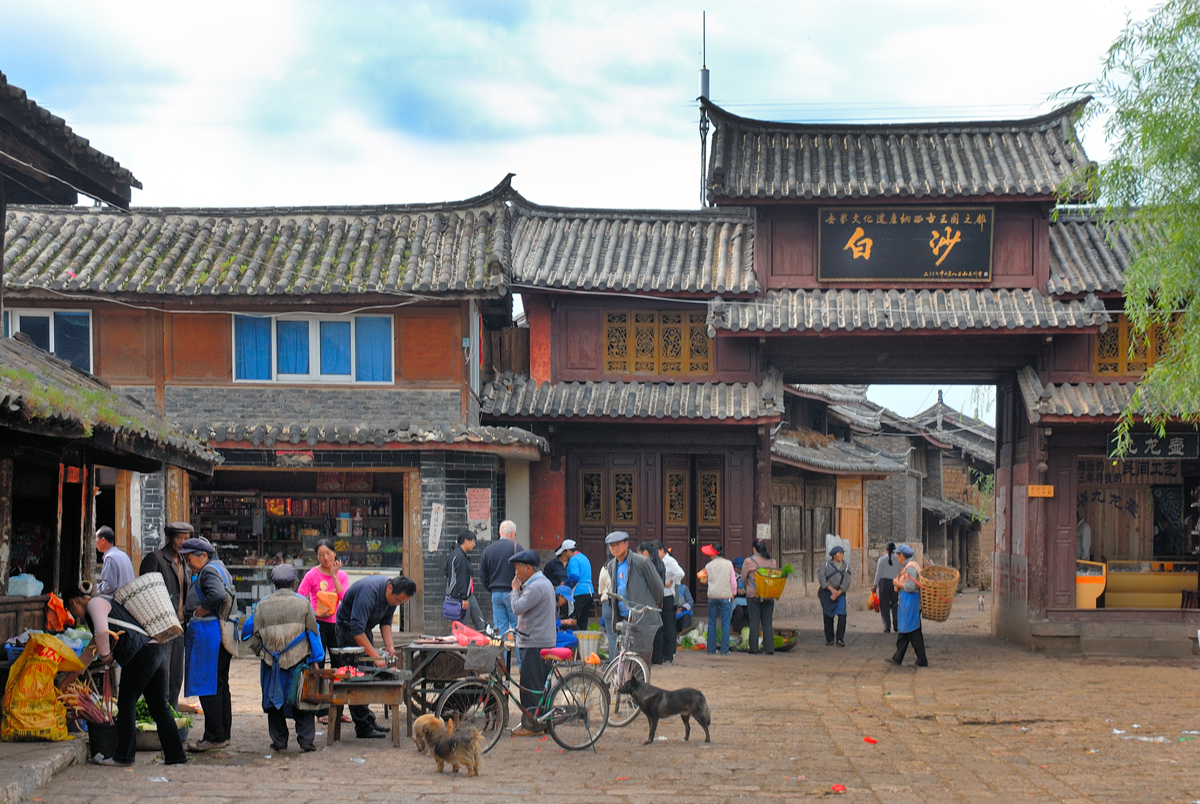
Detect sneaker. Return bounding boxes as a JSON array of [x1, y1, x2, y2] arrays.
[[88, 756, 133, 767], [836, 640, 846, 647], [825, 641, 834, 646], [188, 740, 229, 752], [510, 725, 543, 737], [356, 728, 388, 739], [270, 743, 287, 752], [299, 742, 317, 753]]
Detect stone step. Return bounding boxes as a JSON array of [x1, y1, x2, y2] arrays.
[[1080, 637, 1198, 658]]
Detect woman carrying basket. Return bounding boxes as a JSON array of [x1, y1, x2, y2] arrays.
[[890, 544, 928, 667], [741, 539, 777, 655]]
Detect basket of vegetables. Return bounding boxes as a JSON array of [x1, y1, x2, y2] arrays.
[[135, 698, 192, 750], [755, 564, 794, 600]]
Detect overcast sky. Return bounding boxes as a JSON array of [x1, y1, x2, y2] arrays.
[[1, 0, 1161, 422]]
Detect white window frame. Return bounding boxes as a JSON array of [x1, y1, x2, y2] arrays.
[[6, 308, 93, 373], [230, 313, 394, 385]]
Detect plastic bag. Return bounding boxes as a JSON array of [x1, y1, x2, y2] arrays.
[[314, 590, 338, 620], [452, 621, 490, 647], [8, 574, 44, 597], [1, 633, 85, 742], [46, 593, 74, 631], [868, 591, 880, 612]]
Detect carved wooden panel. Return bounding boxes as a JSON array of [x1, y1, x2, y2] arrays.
[[603, 309, 711, 376], [665, 470, 688, 524], [612, 471, 636, 524], [699, 470, 721, 524], [580, 471, 604, 524]]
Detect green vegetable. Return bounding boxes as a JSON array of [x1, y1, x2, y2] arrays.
[[135, 697, 192, 730], [780, 564, 795, 578], [774, 635, 787, 648]]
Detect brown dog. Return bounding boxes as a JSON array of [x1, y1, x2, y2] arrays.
[[413, 713, 448, 755], [432, 725, 484, 776]]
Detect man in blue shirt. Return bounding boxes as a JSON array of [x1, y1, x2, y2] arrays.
[[334, 575, 416, 738], [557, 539, 594, 631], [602, 532, 662, 655]]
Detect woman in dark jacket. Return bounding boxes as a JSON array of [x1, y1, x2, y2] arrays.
[[64, 590, 186, 766], [181, 537, 234, 751]]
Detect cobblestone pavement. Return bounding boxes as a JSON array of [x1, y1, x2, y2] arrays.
[[29, 595, 1200, 803]]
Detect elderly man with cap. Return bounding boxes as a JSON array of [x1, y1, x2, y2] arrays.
[[140, 522, 192, 708], [890, 544, 929, 667], [603, 531, 663, 657], [508, 549, 556, 736], [180, 536, 236, 751], [95, 525, 135, 596], [817, 542, 852, 647], [245, 563, 325, 752], [335, 574, 417, 738], [557, 539, 594, 631]]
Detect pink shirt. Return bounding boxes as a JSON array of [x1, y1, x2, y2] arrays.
[[298, 566, 350, 623]]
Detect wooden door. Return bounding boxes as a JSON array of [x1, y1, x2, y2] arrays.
[[569, 451, 656, 581], [694, 455, 724, 606], [777, 504, 805, 593], [662, 454, 692, 585]]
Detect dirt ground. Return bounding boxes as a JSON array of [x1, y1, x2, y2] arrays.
[[29, 592, 1200, 803]]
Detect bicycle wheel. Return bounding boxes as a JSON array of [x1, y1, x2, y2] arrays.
[[602, 652, 649, 728], [434, 679, 508, 754], [546, 670, 609, 751]]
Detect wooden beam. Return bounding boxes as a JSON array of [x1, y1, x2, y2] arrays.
[[0, 458, 12, 595], [403, 470, 423, 633]]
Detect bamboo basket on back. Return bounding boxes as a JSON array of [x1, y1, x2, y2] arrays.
[[918, 565, 959, 622]]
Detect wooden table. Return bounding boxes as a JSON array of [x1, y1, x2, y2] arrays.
[[300, 668, 412, 748]]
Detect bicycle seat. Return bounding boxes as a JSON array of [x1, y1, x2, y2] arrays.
[[540, 647, 574, 661]]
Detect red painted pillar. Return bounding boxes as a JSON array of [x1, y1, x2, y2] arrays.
[[529, 455, 565, 551], [526, 295, 551, 384]]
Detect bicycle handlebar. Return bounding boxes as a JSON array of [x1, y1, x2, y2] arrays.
[[608, 593, 661, 613]]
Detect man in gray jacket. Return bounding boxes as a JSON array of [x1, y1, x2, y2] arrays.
[[509, 549, 555, 736], [603, 531, 663, 650]]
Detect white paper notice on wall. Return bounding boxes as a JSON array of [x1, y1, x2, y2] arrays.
[[467, 488, 492, 542], [428, 503, 445, 552], [756, 523, 772, 542]]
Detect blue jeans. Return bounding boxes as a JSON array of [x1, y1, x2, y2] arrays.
[[491, 591, 516, 636], [602, 599, 617, 659], [707, 598, 733, 654]]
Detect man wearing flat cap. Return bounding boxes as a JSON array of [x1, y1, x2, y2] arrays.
[[603, 531, 663, 655], [508, 549, 555, 736], [245, 563, 325, 752], [139, 522, 193, 708]]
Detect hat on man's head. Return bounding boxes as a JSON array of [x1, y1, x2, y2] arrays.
[[179, 537, 217, 557], [95, 526, 115, 542], [604, 531, 630, 545], [165, 522, 194, 535], [828, 544, 845, 557], [509, 549, 541, 567], [270, 563, 297, 584], [896, 544, 914, 558], [555, 539, 577, 556]]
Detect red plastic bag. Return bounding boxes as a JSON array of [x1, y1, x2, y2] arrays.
[[452, 621, 490, 646], [868, 591, 880, 612]]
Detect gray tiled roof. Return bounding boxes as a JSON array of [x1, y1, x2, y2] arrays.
[[481, 371, 783, 422], [1048, 213, 1135, 295], [922, 496, 980, 523], [771, 433, 908, 475], [0, 71, 141, 192], [788, 383, 869, 405], [181, 420, 547, 452], [0, 335, 218, 471], [1016, 365, 1137, 422], [911, 398, 995, 465], [2, 178, 515, 297], [707, 288, 1109, 333], [703, 98, 1092, 202], [510, 201, 756, 295]]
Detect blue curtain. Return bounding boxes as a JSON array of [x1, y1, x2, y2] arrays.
[[234, 315, 272, 380], [53, 312, 91, 372], [320, 321, 351, 376], [355, 317, 392, 382], [276, 320, 309, 375]]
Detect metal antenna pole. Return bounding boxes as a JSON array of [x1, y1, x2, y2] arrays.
[[699, 12, 710, 208]]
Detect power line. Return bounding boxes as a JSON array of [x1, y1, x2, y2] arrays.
[[0, 146, 128, 212]]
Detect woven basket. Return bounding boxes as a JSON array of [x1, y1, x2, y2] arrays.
[[755, 568, 787, 600], [918, 565, 960, 622], [113, 572, 183, 642]]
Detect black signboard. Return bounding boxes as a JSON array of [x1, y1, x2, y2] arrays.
[[817, 206, 994, 282], [1107, 432, 1199, 460]]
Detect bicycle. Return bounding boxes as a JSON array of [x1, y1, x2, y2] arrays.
[[433, 629, 610, 753], [601, 594, 657, 728]]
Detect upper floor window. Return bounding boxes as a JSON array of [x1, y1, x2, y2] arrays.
[[233, 314, 393, 383], [3, 309, 91, 372], [1094, 314, 1170, 377], [604, 310, 711, 376]]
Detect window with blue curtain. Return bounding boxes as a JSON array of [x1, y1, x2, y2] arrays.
[[355, 316, 392, 382], [276, 320, 310, 375], [234, 315, 272, 380], [320, 321, 351, 376], [53, 312, 91, 372]]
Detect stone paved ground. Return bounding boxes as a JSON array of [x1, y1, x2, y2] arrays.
[[28, 594, 1200, 803]]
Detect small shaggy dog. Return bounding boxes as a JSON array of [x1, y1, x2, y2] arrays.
[[412, 713, 448, 754], [432, 725, 484, 776]]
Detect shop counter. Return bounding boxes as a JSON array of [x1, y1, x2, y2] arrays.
[[1105, 561, 1198, 608], [1075, 561, 1106, 609]]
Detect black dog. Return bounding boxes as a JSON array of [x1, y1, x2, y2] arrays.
[[616, 677, 711, 745]]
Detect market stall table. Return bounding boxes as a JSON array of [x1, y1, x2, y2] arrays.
[[299, 666, 412, 748]]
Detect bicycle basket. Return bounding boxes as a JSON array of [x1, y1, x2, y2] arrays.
[[464, 645, 503, 673], [624, 627, 657, 657]]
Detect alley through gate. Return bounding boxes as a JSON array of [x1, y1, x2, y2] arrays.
[[29, 597, 1200, 803]]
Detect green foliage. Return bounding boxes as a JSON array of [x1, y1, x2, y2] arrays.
[[779, 563, 795, 578], [1063, 0, 1200, 449]]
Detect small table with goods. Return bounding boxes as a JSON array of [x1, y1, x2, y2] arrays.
[[299, 648, 412, 748]]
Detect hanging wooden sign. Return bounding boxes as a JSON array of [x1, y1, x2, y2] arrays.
[[818, 206, 994, 282]]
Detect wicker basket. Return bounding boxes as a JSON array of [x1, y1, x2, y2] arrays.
[[918, 565, 960, 622], [755, 568, 787, 600], [113, 572, 183, 642]]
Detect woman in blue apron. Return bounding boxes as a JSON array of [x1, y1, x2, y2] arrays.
[[181, 537, 235, 751], [890, 544, 929, 667], [816, 545, 851, 646]]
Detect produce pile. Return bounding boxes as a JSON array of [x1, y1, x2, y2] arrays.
[[134, 697, 192, 731], [58, 681, 113, 725]]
